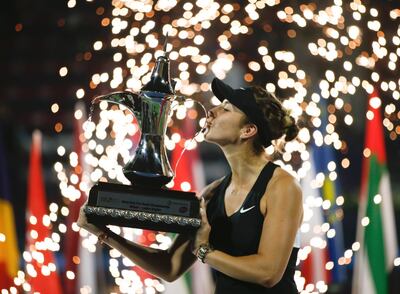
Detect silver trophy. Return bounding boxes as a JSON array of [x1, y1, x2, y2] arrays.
[[84, 38, 200, 234]]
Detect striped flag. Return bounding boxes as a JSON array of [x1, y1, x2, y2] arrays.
[[304, 93, 346, 287], [312, 143, 346, 285], [64, 102, 100, 293], [299, 148, 331, 289], [352, 90, 398, 294], [0, 130, 20, 290]]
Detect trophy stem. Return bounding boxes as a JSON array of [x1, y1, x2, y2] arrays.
[[123, 133, 173, 187]]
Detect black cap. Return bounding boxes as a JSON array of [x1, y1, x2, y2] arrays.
[[211, 78, 271, 147]]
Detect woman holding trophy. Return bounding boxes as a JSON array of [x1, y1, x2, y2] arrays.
[[78, 77, 303, 293]]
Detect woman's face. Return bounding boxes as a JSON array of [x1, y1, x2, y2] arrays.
[[204, 99, 247, 147]]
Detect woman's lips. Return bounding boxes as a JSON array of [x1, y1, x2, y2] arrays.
[[202, 123, 212, 133]]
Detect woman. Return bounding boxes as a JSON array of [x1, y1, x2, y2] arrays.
[[77, 77, 303, 293]]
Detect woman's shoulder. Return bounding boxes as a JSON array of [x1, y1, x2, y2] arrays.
[[266, 165, 302, 200], [269, 163, 297, 181]]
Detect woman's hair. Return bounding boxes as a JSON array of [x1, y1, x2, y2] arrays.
[[242, 86, 299, 154]]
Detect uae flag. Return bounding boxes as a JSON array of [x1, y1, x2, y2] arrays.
[[352, 90, 398, 294]]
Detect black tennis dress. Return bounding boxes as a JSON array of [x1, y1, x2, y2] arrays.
[[206, 161, 299, 294]]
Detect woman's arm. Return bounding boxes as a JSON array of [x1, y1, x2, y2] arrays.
[[77, 177, 223, 282], [99, 228, 195, 282], [195, 173, 303, 287], [77, 205, 196, 281]]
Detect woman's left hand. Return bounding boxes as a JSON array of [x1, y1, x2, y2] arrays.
[[192, 198, 211, 255]]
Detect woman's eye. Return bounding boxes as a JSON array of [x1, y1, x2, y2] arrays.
[[223, 108, 229, 111]]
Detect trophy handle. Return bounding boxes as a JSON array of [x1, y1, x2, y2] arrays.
[[92, 90, 142, 129], [168, 96, 209, 180], [172, 96, 208, 135]]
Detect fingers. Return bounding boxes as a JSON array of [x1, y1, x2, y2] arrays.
[[200, 197, 205, 207], [199, 198, 205, 215], [77, 205, 89, 226], [199, 198, 209, 224], [194, 198, 210, 251]]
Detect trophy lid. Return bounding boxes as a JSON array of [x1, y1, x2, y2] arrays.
[[141, 33, 175, 94]]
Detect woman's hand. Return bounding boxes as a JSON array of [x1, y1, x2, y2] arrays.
[[192, 198, 211, 255], [76, 203, 105, 237]]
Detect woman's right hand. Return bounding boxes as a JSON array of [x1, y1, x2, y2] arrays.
[[76, 203, 105, 237]]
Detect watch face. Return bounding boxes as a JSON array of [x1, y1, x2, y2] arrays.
[[197, 245, 211, 263]]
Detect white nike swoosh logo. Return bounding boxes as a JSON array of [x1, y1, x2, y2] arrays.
[[239, 205, 256, 214]]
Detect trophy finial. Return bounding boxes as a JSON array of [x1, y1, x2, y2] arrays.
[[162, 31, 169, 56], [141, 31, 174, 94]]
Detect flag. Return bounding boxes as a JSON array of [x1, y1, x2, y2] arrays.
[[163, 118, 214, 294], [313, 144, 346, 284], [25, 130, 62, 293], [64, 102, 99, 294], [307, 92, 346, 286], [352, 90, 398, 294], [299, 148, 331, 289], [0, 130, 20, 290]]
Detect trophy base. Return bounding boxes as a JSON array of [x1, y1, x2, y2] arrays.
[[85, 182, 200, 234]]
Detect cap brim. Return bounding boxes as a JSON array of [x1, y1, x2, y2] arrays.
[[211, 78, 234, 103]]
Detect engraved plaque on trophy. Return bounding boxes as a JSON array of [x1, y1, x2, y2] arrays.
[[84, 38, 200, 234]]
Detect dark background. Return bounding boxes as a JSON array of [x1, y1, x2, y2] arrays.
[[1, 0, 399, 293]]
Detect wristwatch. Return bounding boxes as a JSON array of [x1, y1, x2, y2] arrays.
[[196, 244, 213, 263]]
